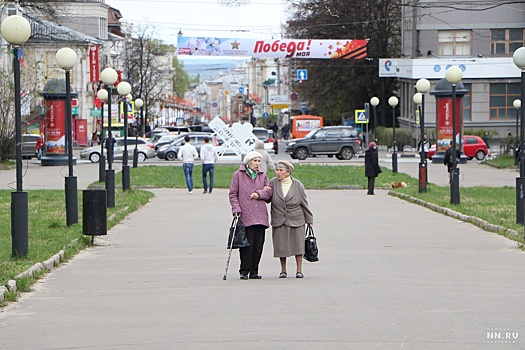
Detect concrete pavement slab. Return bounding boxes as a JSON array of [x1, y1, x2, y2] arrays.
[[1, 188, 524, 349]]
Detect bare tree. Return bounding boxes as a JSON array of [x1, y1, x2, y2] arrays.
[[122, 26, 175, 130], [0, 47, 40, 160], [15, 1, 71, 21]]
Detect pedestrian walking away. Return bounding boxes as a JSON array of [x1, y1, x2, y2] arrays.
[[253, 140, 275, 173], [178, 135, 198, 194], [200, 136, 218, 194], [417, 133, 432, 160], [364, 141, 382, 195], [269, 160, 313, 279], [228, 151, 273, 280], [282, 123, 290, 140]]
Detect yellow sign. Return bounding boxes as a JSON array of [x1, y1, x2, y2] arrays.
[[120, 101, 135, 118], [355, 109, 368, 124], [271, 103, 289, 109]]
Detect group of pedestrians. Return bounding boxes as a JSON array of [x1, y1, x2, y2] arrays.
[[178, 136, 217, 194], [228, 152, 314, 280]]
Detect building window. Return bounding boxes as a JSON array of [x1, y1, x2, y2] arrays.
[[438, 30, 471, 56], [489, 83, 520, 120], [462, 83, 471, 121], [491, 29, 524, 56], [99, 17, 108, 40]]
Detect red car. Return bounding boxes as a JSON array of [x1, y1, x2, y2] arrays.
[[427, 135, 488, 161]]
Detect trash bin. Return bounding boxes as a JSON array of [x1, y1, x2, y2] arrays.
[[83, 189, 107, 236]]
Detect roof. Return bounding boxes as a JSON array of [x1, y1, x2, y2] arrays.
[[25, 13, 103, 45]]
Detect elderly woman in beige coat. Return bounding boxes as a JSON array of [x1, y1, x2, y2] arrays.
[[269, 160, 313, 278]]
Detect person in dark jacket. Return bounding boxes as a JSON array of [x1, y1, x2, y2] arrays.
[[229, 151, 273, 280], [364, 142, 382, 195], [444, 143, 461, 175]]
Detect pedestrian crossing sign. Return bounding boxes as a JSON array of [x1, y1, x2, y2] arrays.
[[355, 109, 368, 124]]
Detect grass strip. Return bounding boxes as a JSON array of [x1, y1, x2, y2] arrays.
[[0, 189, 153, 299]]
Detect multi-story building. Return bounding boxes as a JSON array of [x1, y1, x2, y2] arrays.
[[1, 0, 175, 139], [381, 0, 525, 138]]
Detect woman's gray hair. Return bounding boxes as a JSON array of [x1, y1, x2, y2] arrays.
[[277, 163, 292, 173]]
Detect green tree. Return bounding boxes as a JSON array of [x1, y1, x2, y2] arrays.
[[172, 56, 191, 99], [285, 0, 401, 127], [125, 26, 175, 123]]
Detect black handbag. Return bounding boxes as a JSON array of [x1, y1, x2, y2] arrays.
[[227, 216, 250, 249], [304, 226, 319, 262]]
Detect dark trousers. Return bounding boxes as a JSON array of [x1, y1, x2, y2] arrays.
[[239, 225, 265, 275], [202, 163, 214, 192], [367, 176, 375, 194]]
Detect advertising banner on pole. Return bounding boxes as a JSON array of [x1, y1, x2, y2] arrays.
[[44, 100, 66, 154], [436, 97, 463, 154], [177, 37, 367, 59]]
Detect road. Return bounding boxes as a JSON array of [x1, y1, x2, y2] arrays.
[[1, 144, 517, 191]]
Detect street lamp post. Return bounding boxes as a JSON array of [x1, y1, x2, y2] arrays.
[[56, 48, 79, 226], [117, 82, 132, 191], [415, 78, 431, 192], [96, 89, 108, 182], [100, 68, 118, 208], [133, 98, 144, 168], [514, 99, 521, 166], [388, 96, 399, 173], [445, 66, 463, 205], [370, 97, 379, 136], [512, 47, 525, 227], [1, 15, 31, 256]]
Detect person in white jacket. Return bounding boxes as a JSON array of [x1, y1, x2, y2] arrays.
[[178, 135, 199, 194], [200, 136, 219, 194]]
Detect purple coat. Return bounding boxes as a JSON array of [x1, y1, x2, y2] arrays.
[[229, 165, 273, 228]]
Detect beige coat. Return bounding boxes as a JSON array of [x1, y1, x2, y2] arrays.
[[269, 177, 313, 228]]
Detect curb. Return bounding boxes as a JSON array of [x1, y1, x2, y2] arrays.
[[1, 250, 65, 303], [389, 191, 521, 239]]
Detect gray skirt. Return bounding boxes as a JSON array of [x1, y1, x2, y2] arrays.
[[272, 225, 305, 258]]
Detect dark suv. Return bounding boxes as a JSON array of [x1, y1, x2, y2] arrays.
[[285, 126, 360, 160]]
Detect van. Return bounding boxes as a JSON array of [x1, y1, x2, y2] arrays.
[[290, 115, 324, 139]]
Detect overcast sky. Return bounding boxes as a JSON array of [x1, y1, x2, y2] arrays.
[[104, 0, 288, 47]]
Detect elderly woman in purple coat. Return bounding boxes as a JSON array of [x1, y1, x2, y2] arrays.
[[229, 151, 273, 280]]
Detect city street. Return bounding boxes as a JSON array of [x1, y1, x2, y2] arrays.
[[1, 144, 517, 190]]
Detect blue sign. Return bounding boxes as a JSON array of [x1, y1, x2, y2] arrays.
[[263, 112, 269, 119], [239, 86, 245, 94], [297, 69, 308, 81]]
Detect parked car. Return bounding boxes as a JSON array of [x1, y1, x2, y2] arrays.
[[146, 128, 169, 140], [427, 135, 488, 161], [22, 134, 40, 159], [285, 126, 361, 160], [80, 137, 156, 163], [154, 134, 183, 151], [253, 127, 276, 153], [157, 133, 219, 161]]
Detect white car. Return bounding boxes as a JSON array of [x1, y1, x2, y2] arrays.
[[80, 137, 156, 163]]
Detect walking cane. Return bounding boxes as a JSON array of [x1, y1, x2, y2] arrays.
[[223, 216, 238, 280]]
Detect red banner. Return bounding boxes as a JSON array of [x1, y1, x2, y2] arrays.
[[75, 119, 88, 146], [44, 100, 66, 154], [89, 45, 99, 83], [436, 97, 463, 153]]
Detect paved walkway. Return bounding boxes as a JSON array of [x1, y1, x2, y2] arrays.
[[0, 159, 524, 349]]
